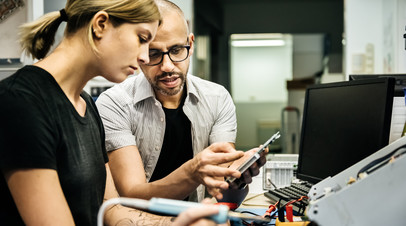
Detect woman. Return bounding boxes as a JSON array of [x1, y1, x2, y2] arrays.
[[0, 0, 227, 225]]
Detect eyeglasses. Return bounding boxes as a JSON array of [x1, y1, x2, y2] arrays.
[[146, 45, 191, 66]]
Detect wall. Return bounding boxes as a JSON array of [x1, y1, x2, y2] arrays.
[[230, 38, 293, 103], [344, 0, 406, 76], [194, 0, 344, 91], [0, 0, 27, 59]]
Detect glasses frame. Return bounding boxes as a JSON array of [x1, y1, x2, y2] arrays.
[[146, 45, 191, 66]]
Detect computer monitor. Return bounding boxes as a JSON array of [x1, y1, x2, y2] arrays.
[[349, 74, 406, 96], [296, 77, 395, 184]]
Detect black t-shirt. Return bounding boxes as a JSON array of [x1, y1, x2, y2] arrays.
[[150, 94, 193, 184], [0, 65, 108, 226]]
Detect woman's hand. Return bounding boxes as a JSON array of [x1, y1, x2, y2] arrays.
[[173, 198, 228, 226]]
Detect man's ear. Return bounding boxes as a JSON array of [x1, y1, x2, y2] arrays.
[[188, 33, 195, 56], [92, 11, 110, 39]]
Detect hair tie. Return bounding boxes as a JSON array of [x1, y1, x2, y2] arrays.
[[59, 9, 68, 22]]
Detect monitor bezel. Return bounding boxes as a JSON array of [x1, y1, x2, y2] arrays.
[[349, 74, 406, 96], [296, 77, 395, 184]]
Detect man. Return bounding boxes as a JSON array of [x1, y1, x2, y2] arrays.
[[96, 0, 265, 203]]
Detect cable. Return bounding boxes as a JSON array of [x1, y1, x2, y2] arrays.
[[97, 197, 150, 226], [241, 192, 270, 207], [357, 145, 406, 178], [268, 196, 308, 220], [98, 197, 231, 225], [267, 178, 278, 190], [262, 201, 279, 218]]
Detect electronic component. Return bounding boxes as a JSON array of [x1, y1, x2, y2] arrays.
[[226, 131, 280, 184], [307, 136, 406, 226]]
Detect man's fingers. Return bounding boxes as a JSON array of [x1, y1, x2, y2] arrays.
[[248, 162, 260, 177], [200, 151, 244, 166], [207, 186, 224, 200], [208, 142, 236, 153], [257, 154, 267, 167], [203, 175, 229, 189], [200, 164, 241, 178]]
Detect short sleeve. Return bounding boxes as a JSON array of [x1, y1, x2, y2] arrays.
[[0, 91, 58, 170], [209, 88, 237, 144], [96, 89, 137, 152]]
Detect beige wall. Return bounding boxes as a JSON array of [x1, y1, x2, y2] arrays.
[[0, 0, 27, 59]]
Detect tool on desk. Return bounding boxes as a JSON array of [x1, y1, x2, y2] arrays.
[[226, 131, 281, 184], [97, 197, 271, 226]]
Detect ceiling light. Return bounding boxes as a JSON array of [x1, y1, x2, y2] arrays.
[[231, 40, 286, 47]]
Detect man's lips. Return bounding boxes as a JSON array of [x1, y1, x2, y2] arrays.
[[159, 76, 179, 87]]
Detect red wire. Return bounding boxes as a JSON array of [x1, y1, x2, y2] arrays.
[[264, 196, 309, 218], [262, 201, 279, 217]]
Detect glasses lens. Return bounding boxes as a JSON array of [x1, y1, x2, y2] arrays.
[[169, 46, 189, 62], [146, 46, 190, 66], [148, 49, 163, 65]]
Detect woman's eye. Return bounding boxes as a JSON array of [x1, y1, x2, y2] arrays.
[[139, 36, 148, 43]]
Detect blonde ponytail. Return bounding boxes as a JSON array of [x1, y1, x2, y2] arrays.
[[18, 0, 160, 60], [19, 11, 67, 59]]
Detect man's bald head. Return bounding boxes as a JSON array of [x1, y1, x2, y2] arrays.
[[154, 0, 189, 33]]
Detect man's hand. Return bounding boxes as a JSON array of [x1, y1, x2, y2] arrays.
[[227, 146, 268, 190], [214, 146, 268, 208], [187, 142, 244, 200]]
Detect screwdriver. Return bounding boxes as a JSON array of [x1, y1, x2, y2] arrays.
[[97, 197, 270, 225]]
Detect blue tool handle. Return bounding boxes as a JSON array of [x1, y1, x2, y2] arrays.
[[148, 198, 229, 224]]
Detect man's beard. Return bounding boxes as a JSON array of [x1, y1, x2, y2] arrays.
[[149, 72, 186, 96]]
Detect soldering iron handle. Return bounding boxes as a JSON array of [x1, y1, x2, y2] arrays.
[[148, 198, 229, 224]]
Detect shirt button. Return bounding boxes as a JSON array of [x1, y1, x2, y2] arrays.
[[155, 146, 159, 150], [160, 117, 164, 122], [155, 102, 159, 106]]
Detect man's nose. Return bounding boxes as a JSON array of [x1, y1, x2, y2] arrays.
[[160, 53, 175, 72]]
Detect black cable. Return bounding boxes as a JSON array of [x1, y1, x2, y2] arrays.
[[237, 211, 273, 226], [357, 145, 406, 178], [365, 149, 406, 175], [240, 210, 261, 216]]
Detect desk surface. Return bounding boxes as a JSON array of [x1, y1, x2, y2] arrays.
[[240, 193, 275, 209]]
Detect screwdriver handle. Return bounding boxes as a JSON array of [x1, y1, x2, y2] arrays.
[[149, 198, 229, 224]]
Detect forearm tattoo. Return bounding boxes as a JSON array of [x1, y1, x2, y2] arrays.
[[113, 207, 173, 226]]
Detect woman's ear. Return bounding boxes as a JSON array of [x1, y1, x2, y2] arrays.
[[92, 11, 110, 39]]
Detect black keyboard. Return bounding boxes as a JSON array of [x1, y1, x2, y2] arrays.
[[264, 182, 311, 214]]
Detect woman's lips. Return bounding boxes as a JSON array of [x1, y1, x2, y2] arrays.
[[128, 66, 137, 75]]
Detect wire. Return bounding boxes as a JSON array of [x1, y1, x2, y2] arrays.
[[241, 192, 270, 207], [267, 179, 278, 190], [357, 145, 406, 178], [262, 201, 279, 218], [237, 211, 274, 226], [267, 196, 308, 220]]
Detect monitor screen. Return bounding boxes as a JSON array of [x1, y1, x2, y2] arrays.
[[296, 77, 395, 184]]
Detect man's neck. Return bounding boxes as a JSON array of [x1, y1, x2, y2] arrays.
[[156, 89, 185, 109]]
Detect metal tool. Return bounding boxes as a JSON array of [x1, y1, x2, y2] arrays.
[[227, 131, 281, 184]]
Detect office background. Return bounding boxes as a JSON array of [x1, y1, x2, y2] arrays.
[[1, 0, 406, 151]]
